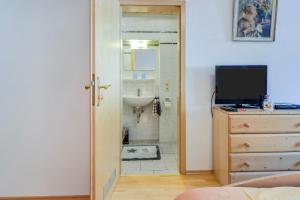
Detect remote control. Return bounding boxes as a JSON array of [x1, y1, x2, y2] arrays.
[[220, 106, 238, 112]]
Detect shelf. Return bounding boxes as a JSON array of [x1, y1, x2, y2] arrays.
[[123, 78, 156, 82]]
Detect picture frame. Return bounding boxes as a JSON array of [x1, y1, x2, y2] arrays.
[[233, 0, 278, 42]]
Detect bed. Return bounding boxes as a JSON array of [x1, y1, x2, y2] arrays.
[[175, 172, 300, 200]]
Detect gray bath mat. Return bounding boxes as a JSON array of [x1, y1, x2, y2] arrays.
[[122, 145, 161, 161]]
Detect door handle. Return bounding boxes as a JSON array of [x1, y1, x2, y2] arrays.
[[84, 79, 95, 90], [85, 74, 96, 106], [98, 84, 111, 90], [96, 77, 111, 106], [85, 85, 92, 90]]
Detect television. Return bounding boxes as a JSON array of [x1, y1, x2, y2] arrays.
[[215, 65, 267, 107]]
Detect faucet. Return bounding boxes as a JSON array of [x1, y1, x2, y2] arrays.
[[137, 88, 141, 96]]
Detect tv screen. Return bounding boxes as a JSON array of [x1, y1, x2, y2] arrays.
[[215, 65, 267, 105]]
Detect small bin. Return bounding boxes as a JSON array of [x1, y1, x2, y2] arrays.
[[122, 127, 129, 144]]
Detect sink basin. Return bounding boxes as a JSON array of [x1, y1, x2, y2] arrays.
[[123, 95, 154, 107]]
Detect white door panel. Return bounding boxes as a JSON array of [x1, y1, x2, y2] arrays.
[[93, 0, 121, 200]]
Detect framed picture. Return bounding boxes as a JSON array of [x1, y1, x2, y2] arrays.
[[233, 0, 278, 42]]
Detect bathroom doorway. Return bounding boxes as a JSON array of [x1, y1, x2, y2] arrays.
[[119, 2, 186, 175]]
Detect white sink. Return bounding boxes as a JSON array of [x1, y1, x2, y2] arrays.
[[123, 95, 154, 107]]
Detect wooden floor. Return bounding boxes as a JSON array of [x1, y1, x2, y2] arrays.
[[111, 174, 220, 200]]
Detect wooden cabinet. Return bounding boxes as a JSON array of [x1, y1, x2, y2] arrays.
[[213, 107, 300, 185]]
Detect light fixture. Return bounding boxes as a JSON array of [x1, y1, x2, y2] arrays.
[[129, 40, 148, 49]]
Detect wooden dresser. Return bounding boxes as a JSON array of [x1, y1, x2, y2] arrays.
[[213, 107, 300, 185]]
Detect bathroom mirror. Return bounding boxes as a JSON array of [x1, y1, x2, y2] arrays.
[[123, 40, 159, 71]]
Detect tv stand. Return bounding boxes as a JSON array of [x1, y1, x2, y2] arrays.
[[213, 107, 300, 185]]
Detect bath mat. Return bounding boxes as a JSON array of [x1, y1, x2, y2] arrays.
[[122, 145, 161, 161]]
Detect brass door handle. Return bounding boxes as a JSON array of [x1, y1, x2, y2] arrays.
[[85, 85, 91, 90], [98, 84, 111, 90], [85, 74, 96, 106], [96, 76, 111, 106], [85, 78, 95, 90]]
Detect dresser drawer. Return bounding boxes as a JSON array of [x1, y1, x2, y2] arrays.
[[230, 115, 300, 133], [230, 152, 300, 172], [230, 171, 289, 183], [230, 134, 300, 153]]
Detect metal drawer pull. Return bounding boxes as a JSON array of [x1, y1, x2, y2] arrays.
[[244, 162, 251, 167], [294, 161, 300, 167], [241, 162, 251, 168], [243, 123, 251, 128], [243, 142, 251, 148]]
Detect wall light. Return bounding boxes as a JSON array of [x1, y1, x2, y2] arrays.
[[129, 40, 148, 49]]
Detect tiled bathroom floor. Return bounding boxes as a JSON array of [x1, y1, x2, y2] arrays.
[[121, 141, 178, 175]]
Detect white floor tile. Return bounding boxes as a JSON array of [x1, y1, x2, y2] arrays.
[[139, 170, 155, 175], [161, 153, 176, 161], [122, 161, 141, 173], [121, 142, 179, 175], [154, 170, 179, 175], [152, 160, 167, 171], [140, 160, 154, 171], [165, 159, 178, 170]]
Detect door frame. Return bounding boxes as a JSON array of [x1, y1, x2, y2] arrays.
[[90, 0, 186, 198], [119, 0, 187, 174]]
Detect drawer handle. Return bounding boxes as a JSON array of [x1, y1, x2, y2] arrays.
[[295, 142, 300, 147], [294, 161, 300, 167], [243, 123, 251, 128], [242, 162, 251, 168], [243, 142, 251, 148]]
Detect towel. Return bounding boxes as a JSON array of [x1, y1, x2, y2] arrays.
[[152, 97, 161, 116]]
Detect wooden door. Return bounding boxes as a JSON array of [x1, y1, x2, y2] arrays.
[[90, 0, 121, 200]]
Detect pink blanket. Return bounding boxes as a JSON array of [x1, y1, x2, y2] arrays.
[[175, 187, 300, 200], [175, 173, 300, 200], [175, 187, 249, 200]]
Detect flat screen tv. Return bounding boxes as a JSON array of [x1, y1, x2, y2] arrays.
[[215, 65, 267, 107]]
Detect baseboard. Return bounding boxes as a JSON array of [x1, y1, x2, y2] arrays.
[[185, 170, 213, 175], [0, 195, 90, 200]]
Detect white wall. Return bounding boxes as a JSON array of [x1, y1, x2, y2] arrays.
[[159, 44, 179, 143], [0, 0, 90, 196], [186, 0, 300, 170]]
